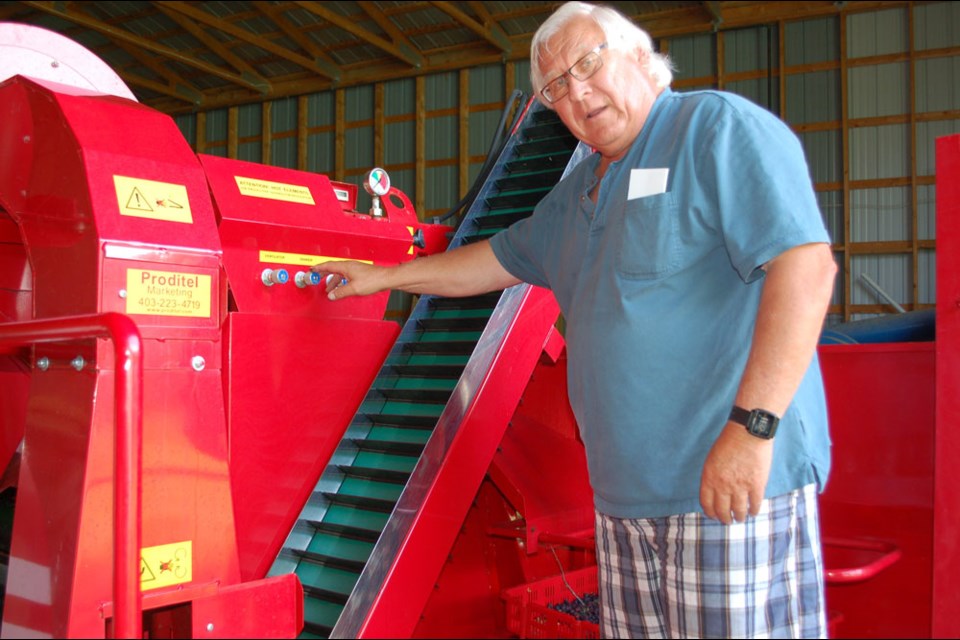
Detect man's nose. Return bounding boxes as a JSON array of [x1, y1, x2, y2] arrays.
[[567, 75, 591, 101]]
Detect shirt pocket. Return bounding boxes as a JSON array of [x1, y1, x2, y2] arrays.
[[616, 192, 680, 279]]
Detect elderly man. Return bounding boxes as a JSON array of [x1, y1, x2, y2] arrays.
[[315, 2, 836, 637]]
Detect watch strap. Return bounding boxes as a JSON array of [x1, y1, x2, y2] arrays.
[[729, 405, 752, 426]]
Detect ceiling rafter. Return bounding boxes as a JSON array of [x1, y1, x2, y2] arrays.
[[153, 2, 271, 94], [159, 1, 339, 81], [356, 0, 422, 63], [20, 0, 268, 93], [430, 1, 512, 55], [251, 1, 331, 64], [110, 38, 204, 104], [293, 0, 424, 69]]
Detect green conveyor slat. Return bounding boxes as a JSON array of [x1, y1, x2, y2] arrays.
[[361, 414, 437, 429], [364, 425, 432, 443], [338, 464, 411, 484], [353, 450, 420, 473], [402, 340, 477, 355], [376, 388, 451, 404], [321, 503, 389, 533], [385, 363, 465, 378], [411, 330, 483, 342], [296, 563, 360, 597], [305, 532, 376, 564], [373, 401, 444, 418], [338, 476, 405, 502], [393, 354, 470, 366], [349, 438, 425, 456], [417, 317, 490, 331], [425, 307, 494, 320], [386, 377, 458, 390]]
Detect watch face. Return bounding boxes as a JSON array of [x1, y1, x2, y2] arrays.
[[748, 410, 778, 439]]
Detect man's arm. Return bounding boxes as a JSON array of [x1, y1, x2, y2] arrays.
[[313, 239, 521, 300], [699, 241, 837, 524]]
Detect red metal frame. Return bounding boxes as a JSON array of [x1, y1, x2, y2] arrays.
[[0, 312, 143, 639], [933, 133, 960, 637], [813, 133, 960, 638]]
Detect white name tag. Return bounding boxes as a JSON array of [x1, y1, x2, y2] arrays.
[[628, 168, 669, 200]]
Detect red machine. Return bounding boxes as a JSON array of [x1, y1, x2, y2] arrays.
[[0, 22, 450, 639]]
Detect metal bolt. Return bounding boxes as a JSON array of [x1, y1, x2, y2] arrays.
[[191, 355, 206, 372], [118, 289, 127, 299], [71, 356, 85, 371], [51, 60, 59, 68], [206, 623, 214, 632], [22, 135, 30, 143], [37, 357, 50, 371]]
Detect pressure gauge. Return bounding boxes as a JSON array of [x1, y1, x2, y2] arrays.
[[363, 167, 391, 197]]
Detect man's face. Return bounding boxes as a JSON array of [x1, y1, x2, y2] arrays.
[[539, 18, 661, 163]]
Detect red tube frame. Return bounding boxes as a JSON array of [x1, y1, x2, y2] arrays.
[[0, 312, 142, 639]]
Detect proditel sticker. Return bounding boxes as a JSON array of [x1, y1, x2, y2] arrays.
[[125, 268, 212, 318], [140, 540, 192, 591], [235, 176, 315, 205], [113, 175, 193, 223], [258, 250, 372, 267]]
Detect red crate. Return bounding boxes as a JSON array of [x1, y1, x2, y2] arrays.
[[502, 566, 600, 639]]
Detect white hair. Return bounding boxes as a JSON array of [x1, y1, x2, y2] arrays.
[[530, 1, 674, 95]]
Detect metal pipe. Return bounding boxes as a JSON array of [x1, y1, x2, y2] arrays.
[[859, 273, 906, 314], [0, 312, 143, 639]]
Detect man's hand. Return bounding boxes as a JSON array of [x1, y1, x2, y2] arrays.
[[312, 260, 384, 300], [699, 422, 774, 524]]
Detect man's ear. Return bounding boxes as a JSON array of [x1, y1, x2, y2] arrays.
[[634, 46, 649, 65]]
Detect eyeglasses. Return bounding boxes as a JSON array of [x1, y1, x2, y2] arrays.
[[540, 42, 608, 104]]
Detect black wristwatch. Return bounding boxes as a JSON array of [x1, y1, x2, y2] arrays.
[[729, 405, 779, 440]]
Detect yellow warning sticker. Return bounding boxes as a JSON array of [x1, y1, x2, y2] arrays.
[[259, 250, 372, 266], [125, 268, 211, 318], [235, 176, 315, 205], [113, 175, 192, 223], [140, 540, 192, 591]]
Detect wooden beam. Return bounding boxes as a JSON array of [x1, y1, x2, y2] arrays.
[[297, 95, 308, 171], [335, 89, 345, 182], [416, 75, 426, 218], [228, 106, 238, 159], [111, 39, 204, 105], [160, 1, 340, 81], [154, 2, 271, 92], [357, 0, 423, 68], [459, 69, 469, 199], [432, 1, 512, 55], [294, 1, 424, 69], [262, 100, 272, 166], [840, 13, 851, 321], [374, 83, 384, 169], [21, 0, 267, 93]]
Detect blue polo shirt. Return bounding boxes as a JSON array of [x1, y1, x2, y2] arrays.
[[490, 89, 832, 519]]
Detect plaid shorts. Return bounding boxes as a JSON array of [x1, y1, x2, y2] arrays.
[[595, 484, 827, 638]]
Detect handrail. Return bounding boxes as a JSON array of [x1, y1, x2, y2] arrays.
[[822, 535, 902, 584], [0, 312, 143, 639]]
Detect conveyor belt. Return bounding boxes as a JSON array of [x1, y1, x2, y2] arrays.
[[269, 102, 585, 639]]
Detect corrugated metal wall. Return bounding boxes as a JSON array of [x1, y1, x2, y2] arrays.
[[174, 1, 960, 323], [665, 1, 958, 323]]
